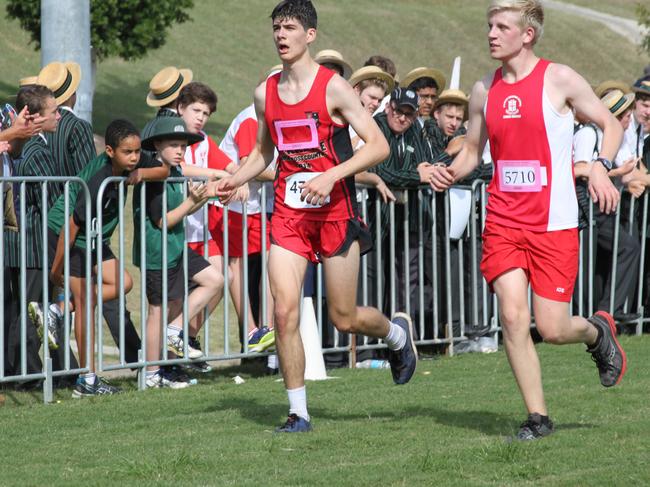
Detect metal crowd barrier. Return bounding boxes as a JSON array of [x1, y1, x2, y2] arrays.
[[2, 175, 649, 402]]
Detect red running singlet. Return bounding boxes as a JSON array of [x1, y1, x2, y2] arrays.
[[484, 59, 578, 232], [265, 66, 358, 221]]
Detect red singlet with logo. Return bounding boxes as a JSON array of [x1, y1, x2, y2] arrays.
[[485, 59, 578, 232], [265, 65, 357, 221]]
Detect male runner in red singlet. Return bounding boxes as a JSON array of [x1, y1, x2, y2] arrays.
[[216, 0, 418, 433], [430, 0, 627, 441]]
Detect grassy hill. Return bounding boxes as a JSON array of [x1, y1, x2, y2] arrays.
[[1, 0, 647, 138]]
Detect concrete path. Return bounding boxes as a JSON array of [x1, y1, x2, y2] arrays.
[[544, 0, 645, 45]]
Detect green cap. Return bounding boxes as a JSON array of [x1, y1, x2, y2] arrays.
[[141, 117, 203, 151]]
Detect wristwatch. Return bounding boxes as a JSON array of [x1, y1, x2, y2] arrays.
[[595, 157, 613, 171]]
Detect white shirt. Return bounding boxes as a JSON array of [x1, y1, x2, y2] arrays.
[[219, 104, 276, 214]]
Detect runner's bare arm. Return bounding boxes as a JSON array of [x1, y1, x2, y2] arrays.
[[298, 76, 389, 205], [327, 75, 389, 177], [430, 78, 489, 191], [551, 63, 621, 213]]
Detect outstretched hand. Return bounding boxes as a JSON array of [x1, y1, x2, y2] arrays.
[[429, 164, 456, 192], [214, 176, 239, 205]]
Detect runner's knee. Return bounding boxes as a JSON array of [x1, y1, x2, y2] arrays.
[[328, 307, 357, 334], [499, 304, 530, 331], [273, 303, 300, 333]]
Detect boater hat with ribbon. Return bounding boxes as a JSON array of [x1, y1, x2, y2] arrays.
[[37, 61, 81, 105], [19, 76, 38, 87], [402, 67, 447, 92], [146, 66, 193, 107], [348, 66, 395, 93], [594, 80, 631, 98], [601, 89, 635, 118]]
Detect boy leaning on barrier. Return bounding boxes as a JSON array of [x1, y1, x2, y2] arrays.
[[40, 119, 142, 397], [134, 117, 223, 389]]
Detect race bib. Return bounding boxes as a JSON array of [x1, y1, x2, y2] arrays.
[[284, 172, 330, 209], [498, 160, 547, 192]]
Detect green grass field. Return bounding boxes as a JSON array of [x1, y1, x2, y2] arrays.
[[1, 337, 649, 486], [0, 0, 647, 137]]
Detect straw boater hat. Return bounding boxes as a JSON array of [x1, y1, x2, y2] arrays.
[[19, 76, 38, 87], [314, 49, 352, 79], [348, 66, 395, 93], [146, 66, 193, 107], [434, 89, 469, 110], [36, 61, 81, 104], [601, 89, 635, 117], [402, 67, 447, 92], [594, 80, 631, 98]]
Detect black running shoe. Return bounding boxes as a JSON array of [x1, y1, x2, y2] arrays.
[[587, 311, 627, 387], [516, 413, 554, 441], [387, 313, 418, 385], [186, 336, 212, 373], [275, 414, 312, 433]]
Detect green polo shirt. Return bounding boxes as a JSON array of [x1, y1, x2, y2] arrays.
[[47, 153, 126, 250], [133, 165, 185, 270]]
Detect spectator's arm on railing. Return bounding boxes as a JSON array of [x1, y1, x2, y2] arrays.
[[127, 164, 170, 185], [355, 171, 395, 202]]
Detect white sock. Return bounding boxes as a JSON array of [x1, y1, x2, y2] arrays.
[[145, 369, 160, 378], [287, 386, 309, 421], [384, 321, 406, 351], [267, 354, 278, 369], [167, 325, 182, 338], [82, 372, 96, 385]]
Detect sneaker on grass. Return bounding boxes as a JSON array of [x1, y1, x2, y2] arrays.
[[275, 414, 312, 433], [28, 302, 61, 350], [248, 326, 275, 353], [387, 313, 418, 385], [162, 365, 197, 386], [146, 369, 190, 389], [587, 311, 627, 387], [167, 333, 203, 359], [516, 413, 554, 441], [71, 376, 122, 398]]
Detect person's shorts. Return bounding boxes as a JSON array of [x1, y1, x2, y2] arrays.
[[270, 215, 372, 264], [145, 248, 210, 305], [47, 228, 114, 278], [480, 220, 578, 302], [211, 209, 272, 257], [187, 239, 220, 258]]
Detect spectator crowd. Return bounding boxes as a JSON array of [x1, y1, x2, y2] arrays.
[[2, 50, 650, 396]]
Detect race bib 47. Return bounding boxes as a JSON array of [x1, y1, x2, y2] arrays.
[[284, 172, 331, 209]]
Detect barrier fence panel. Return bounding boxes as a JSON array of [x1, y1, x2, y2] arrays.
[[3, 174, 650, 399], [1, 176, 93, 402]]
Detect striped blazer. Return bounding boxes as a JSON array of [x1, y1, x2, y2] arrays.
[[45, 107, 96, 177], [5, 136, 63, 268]]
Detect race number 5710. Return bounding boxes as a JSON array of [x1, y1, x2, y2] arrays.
[[498, 160, 546, 193]]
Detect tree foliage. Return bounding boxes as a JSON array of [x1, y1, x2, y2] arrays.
[[639, 3, 650, 58], [6, 0, 194, 61]]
